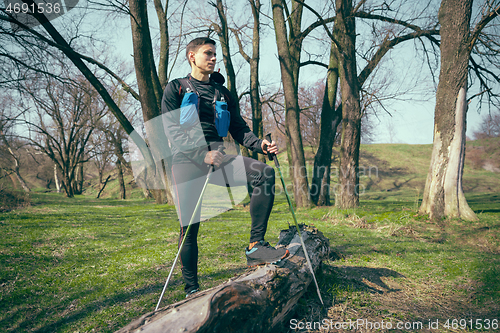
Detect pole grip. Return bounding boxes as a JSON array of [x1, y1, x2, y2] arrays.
[[265, 133, 280, 168], [209, 145, 225, 171]]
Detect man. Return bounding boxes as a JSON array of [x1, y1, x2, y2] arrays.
[[161, 37, 289, 297]]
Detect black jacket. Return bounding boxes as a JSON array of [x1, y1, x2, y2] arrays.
[[161, 74, 263, 165]]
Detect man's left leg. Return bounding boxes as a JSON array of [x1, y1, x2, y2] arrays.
[[214, 155, 289, 266]]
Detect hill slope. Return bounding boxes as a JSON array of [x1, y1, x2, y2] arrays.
[[84, 139, 500, 200]]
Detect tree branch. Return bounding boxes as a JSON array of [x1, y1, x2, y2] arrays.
[[231, 27, 251, 63], [358, 29, 440, 86], [355, 10, 441, 46], [469, 3, 500, 51], [292, 0, 341, 52], [0, 14, 140, 101], [299, 60, 328, 68]]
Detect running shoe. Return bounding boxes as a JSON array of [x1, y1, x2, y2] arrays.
[[245, 240, 289, 267], [185, 288, 199, 298]]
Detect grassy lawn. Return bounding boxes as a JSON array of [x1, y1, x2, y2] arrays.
[[1, 141, 499, 332], [1, 191, 499, 332]]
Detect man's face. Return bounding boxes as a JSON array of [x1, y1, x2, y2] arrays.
[[189, 44, 216, 74]]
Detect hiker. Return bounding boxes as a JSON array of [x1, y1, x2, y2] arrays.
[[161, 37, 289, 297]]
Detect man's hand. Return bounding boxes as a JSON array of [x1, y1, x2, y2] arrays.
[[204, 150, 224, 167], [262, 139, 278, 156]]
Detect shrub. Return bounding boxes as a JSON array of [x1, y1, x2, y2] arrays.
[[0, 186, 30, 212], [466, 147, 485, 170]]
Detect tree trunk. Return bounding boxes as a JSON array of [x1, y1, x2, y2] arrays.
[[231, 0, 263, 162], [419, 0, 477, 221], [311, 41, 340, 206], [117, 225, 329, 333], [129, 0, 173, 205], [335, 0, 362, 209], [117, 158, 126, 200], [73, 162, 84, 195], [113, 133, 128, 200], [213, 0, 244, 128], [0, 131, 31, 192], [249, 0, 265, 163], [97, 175, 111, 199], [153, 0, 169, 89], [54, 164, 61, 193], [13, 163, 30, 193], [63, 174, 74, 198], [240, 146, 251, 158], [271, 0, 311, 208]]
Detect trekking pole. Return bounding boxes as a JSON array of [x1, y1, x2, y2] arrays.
[[155, 145, 225, 311], [265, 134, 324, 305]]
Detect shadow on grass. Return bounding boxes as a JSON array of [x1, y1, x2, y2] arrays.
[[324, 264, 405, 294]]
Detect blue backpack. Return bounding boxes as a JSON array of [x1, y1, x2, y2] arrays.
[[178, 76, 231, 137]]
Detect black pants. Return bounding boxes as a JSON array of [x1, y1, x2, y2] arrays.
[[171, 154, 275, 293]]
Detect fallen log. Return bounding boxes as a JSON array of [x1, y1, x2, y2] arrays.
[[117, 225, 330, 333]]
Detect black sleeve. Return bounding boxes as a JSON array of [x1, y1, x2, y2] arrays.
[[224, 88, 264, 154], [161, 79, 208, 165]]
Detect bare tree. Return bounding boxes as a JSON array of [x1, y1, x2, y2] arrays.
[[22, 75, 106, 197], [99, 111, 132, 200], [231, 0, 265, 162], [1, 0, 157, 195], [271, 0, 317, 207], [129, 0, 174, 204], [310, 39, 341, 206], [474, 109, 500, 139], [420, 0, 500, 221], [0, 94, 31, 192], [298, 0, 440, 208], [90, 130, 114, 186]]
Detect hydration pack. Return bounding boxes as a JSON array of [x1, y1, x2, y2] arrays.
[[178, 75, 230, 137]]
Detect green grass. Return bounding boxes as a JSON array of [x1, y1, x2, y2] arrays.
[[1, 142, 499, 332], [1, 191, 499, 332]]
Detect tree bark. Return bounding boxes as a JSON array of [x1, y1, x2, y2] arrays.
[[419, 0, 477, 221], [231, 1, 263, 162], [214, 0, 238, 100], [248, 0, 265, 162], [335, 0, 362, 209], [271, 0, 311, 208], [153, 0, 169, 89], [0, 130, 31, 192], [54, 164, 61, 193], [129, 0, 173, 205], [73, 161, 84, 195], [117, 225, 329, 333], [97, 175, 111, 199], [311, 41, 340, 206], [117, 158, 126, 200]]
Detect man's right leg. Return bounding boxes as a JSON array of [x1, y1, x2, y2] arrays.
[[171, 163, 208, 294], [179, 223, 200, 294]]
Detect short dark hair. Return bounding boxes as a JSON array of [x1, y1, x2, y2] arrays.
[[186, 37, 216, 66]]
